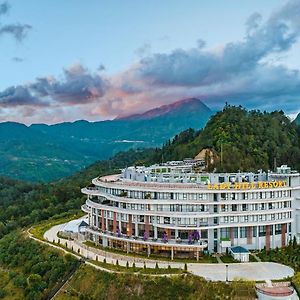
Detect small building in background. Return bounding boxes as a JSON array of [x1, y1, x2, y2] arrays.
[[230, 246, 250, 262], [194, 148, 217, 171]]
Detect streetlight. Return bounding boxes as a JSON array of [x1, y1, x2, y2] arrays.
[[225, 264, 229, 283]]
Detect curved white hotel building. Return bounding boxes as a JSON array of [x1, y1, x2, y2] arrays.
[[81, 162, 300, 259]]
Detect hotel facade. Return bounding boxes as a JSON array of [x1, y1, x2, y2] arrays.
[[81, 162, 300, 259]]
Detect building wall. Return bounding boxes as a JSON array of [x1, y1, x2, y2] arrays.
[[82, 169, 300, 253]]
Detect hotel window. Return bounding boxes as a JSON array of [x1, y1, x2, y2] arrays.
[[242, 204, 247, 211], [253, 226, 257, 237], [214, 194, 218, 201], [232, 204, 237, 212], [224, 216, 229, 223], [220, 228, 230, 238], [275, 224, 281, 234], [176, 204, 182, 212], [213, 205, 218, 213], [240, 227, 247, 238], [230, 216, 234, 223], [232, 193, 236, 200], [259, 225, 266, 237], [164, 217, 170, 224], [244, 215, 249, 222], [234, 228, 238, 238]]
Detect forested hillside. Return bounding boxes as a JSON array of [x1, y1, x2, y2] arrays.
[[1, 105, 300, 299], [155, 105, 300, 172], [0, 98, 212, 182]]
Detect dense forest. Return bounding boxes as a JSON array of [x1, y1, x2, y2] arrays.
[[1, 105, 300, 299], [0, 232, 78, 299], [156, 105, 300, 172]]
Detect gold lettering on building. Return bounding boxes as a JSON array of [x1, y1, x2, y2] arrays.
[[208, 180, 287, 190]]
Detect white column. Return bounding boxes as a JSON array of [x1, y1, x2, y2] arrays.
[[271, 224, 275, 249], [256, 226, 259, 249]]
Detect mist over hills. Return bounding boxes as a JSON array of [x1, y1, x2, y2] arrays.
[[0, 98, 212, 182]]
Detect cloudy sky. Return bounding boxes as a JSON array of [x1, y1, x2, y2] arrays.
[[1, 0, 300, 124]]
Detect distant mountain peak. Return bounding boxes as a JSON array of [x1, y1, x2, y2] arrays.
[[116, 98, 211, 120], [295, 113, 300, 124]]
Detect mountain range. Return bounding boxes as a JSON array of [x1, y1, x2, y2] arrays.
[[0, 98, 213, 182]]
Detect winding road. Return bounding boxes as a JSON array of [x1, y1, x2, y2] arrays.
[[40, 221, 294, 282]]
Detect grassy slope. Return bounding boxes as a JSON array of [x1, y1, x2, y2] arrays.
[[55, 264, 256, 300]]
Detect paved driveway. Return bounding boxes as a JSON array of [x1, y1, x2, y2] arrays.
[[44, 222, 294, 282], [188, 262, 294, 281]]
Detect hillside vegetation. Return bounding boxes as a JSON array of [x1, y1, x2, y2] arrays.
[[154, 105, 300, 172], [0, 232, 78, 300], [0, 99, 212, 182], [1, 105, 300, 299], [55, 264, 255, 300]]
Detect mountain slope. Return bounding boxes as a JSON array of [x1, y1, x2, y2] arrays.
[[153, 105, 300, 172], [295, 113, 300, 125], [117, 98, 211, 120], [0, 99, 212, 181]]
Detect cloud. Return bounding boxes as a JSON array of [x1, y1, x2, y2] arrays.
[[111, 0, 300, 115], [135, 0, 300, 87], [135, 43, 151, 58], [11, 56, 24, 62], [0, 24, 32, 42], [0, 1, 9, 16], [0, 63, 108, 112], [30, 64, 108, 104], [2, 0, 300, 123], [0, 1, 32, 42], [0, 85, 46, 108]]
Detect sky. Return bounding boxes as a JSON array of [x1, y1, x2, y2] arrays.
[[0, 0, 300, 124]]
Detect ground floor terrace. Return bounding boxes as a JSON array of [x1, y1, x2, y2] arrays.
[[85, 227, 207, 260], [85, 219, 291, 254]]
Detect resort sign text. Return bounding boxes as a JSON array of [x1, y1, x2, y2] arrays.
[[208, 181, 287, 190]]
